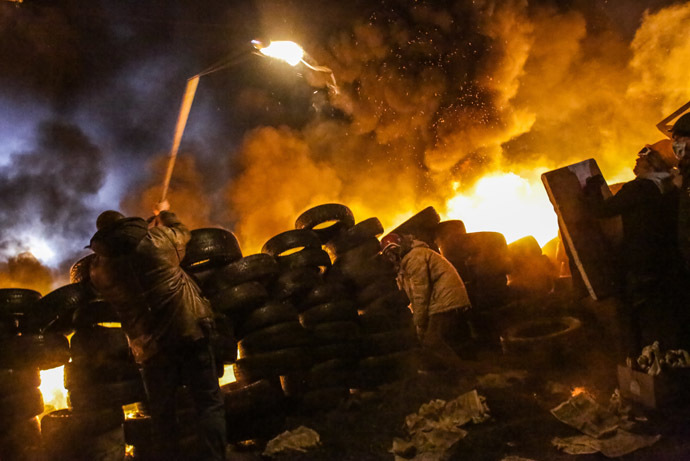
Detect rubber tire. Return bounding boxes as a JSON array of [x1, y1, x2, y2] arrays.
[[70, 326, 130, 364], [41, 408, 124, 439], [0, 368, 40, 395], [233, 347, 313, 383], [500, 316, 583, 355], [295, 203, 356, 244], [299, 301, 358, 329], [181, 228, 243, 271], [69, 253, 96, 284], [357, 279, 399, 306], [272, 267, 322, 301], [238, 301, 299, 337], [333, 237, 382, 265], [330, 253, 395, 288], [261, 229, 322, 257], [303, 283, 349, 309], [301, 386, 350, 412], [0, 333, 70, 370], [31, 282, 95, 334], [508, 235, 542, 261], [0, 388, 43, 424], [362, 290, 409, 315], [362, 328, 417, 356], [203, 254, 279, 297], [358, 308, 413, 334], [211, 282, 269, 318], [72, 300, 120, 328], [388, 206, 441, 249], [238, 321, 311, 356], [277, 247, 332, 273], [68, 379, 145, 411], [64, 360, 140, 389], [0, 289, 42, 315], [434, 220, 467, 247], [310, 341, 362, 363], [326, 218, 384, 256], [222, 378, 285, 416], [310, 321, 361, 345]]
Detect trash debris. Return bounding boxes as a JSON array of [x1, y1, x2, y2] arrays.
[[263, 426, 321, 456], [552, 430, 661, 458], [634, 341, 690, 375], [551, 393, 619, 438], [391, 390, 490, 461], [477, 370, 528, 388], [551, 393, 660, 457]]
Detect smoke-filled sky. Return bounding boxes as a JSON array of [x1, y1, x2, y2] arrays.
[[1, 0, 689, 292]]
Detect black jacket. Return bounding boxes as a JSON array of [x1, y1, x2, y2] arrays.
[[89, 211, 213, 363]]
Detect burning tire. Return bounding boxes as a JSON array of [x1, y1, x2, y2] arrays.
[[202, 253, 279, 297], [181, 228, 243, 272], [295, 203, 356, 244], [298, 301, 358, 329], [277, 247, 332, 273], [69, 253, 96, 284], [210, 281, 269, 318], [272, 267, 322, 301], [326, 218, 384, 256], [238, 301, 299, 337], [233, 347, 312, 383], [238, 321, 311, 356], [261, 229, 322, 257]]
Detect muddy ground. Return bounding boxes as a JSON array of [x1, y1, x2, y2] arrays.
[[228, 297, 690, 461]]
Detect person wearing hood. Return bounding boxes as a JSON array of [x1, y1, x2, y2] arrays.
[[585, 147, 685, 355], [381, 233, 473, 373], [89, 202, 226, 461]]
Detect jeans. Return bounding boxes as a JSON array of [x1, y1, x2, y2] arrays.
[[420, 308, 474, 371], [140, 338, 226, 461]]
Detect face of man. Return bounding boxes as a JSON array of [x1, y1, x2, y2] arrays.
[[672, 133, 690, 159], [633, 156, 652, 177]]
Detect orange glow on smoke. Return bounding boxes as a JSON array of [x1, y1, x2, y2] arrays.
[[571, 386, 586, 397]]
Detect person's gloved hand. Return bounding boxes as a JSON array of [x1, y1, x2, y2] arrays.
[[153, 199, 170, 216]]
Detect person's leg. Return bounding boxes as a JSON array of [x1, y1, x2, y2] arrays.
[[140, 350, 181, 461], [421, 312, 466, 371], [182, 338, 227, 461]]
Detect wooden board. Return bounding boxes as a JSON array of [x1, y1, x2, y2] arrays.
[[541, 159, 622, 300]]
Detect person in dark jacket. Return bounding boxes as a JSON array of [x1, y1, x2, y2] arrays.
[[381, 233, 473, 373], [89, 204, 226, 461], [672, 113, 690, 268], [586, 148, 686, 355]]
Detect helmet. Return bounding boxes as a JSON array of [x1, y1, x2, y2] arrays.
[[671, 113, 690, 138], [96, 210, 125, 231], [380, 233, 403, 253]]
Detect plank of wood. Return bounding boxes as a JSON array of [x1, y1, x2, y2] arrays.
[[541, 159, 622, 300]]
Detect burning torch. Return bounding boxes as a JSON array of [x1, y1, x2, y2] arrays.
[[159, 40, 337, 206]]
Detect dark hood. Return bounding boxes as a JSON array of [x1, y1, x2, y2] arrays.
[[89, 217, 148, 257]]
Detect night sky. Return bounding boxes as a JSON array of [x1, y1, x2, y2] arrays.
[[0, 0, 686, 289]]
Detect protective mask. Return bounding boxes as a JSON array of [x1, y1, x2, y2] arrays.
[[673, 141, 687, 159]]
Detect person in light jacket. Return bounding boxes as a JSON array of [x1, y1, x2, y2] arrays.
[[381, 233, 473, 372]]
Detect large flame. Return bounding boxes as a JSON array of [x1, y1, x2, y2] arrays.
[[39, 366, 68, 413]]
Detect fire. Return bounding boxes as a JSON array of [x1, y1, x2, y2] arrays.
[[443, 169, 558, 246], [571, 386, 586, 397], [218, 364, 237, 386], [39, 366, 68, 413], [253, 40, 304, 67]]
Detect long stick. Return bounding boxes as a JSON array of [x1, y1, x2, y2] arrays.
[[161, 75, 200, 203], [656, 100, 690, 138]]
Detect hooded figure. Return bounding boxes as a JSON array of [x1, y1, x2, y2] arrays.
[[585, 148, 687, 355], [89, 208, 226, 461], [381, 233, 472, 372]]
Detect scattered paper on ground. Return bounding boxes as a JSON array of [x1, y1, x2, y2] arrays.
[[550, 393, 619, 438], [551, 393, 660, 457], [391, 389, 490, 461], [263, 426, 320, 456], [552, 430, 661, 458]]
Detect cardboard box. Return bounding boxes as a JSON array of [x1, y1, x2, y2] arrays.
[[617, 365, 689, 408]]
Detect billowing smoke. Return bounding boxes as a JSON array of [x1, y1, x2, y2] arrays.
[[0, 253, 54, 296], [0, 121, 105, 286], [221, 0, 690, 252]]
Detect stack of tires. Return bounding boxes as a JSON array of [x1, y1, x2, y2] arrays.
[[49, 300, 141, 460], [182, 228, 245, 370], [507, 235, 556, 300], [123, 388, 200, 460], [299, 204, 417, 391]]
